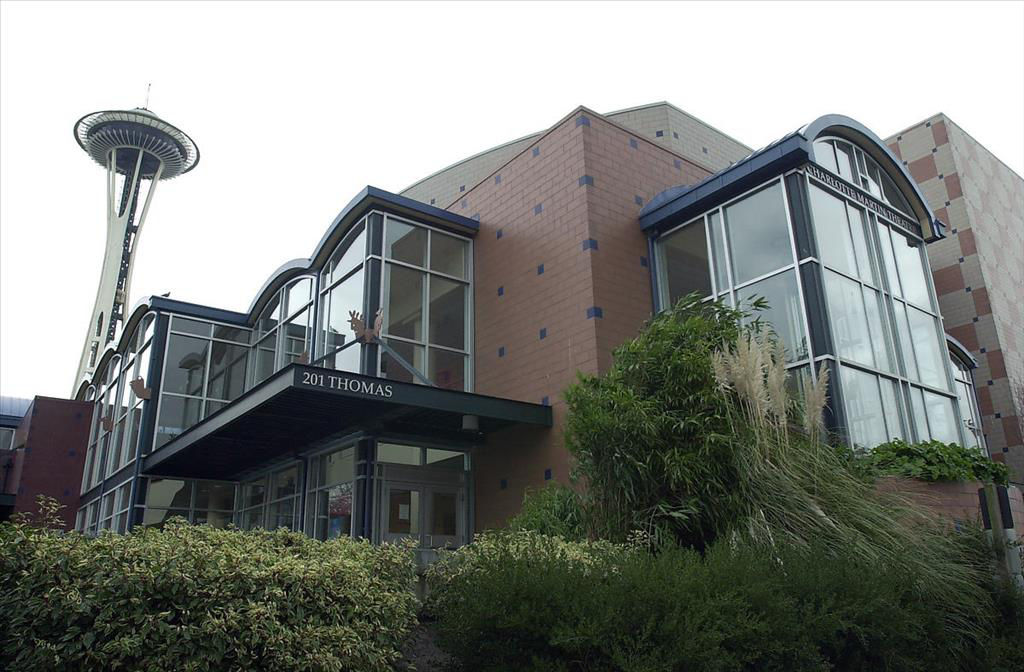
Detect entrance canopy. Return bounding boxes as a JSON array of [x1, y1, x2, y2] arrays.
[[143, 364, 552, 480]]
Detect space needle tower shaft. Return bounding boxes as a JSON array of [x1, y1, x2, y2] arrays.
[[72, 107, 199, 391]]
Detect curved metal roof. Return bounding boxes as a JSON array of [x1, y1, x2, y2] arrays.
[[640, 114, 945, 242], [74, 108, 200, 179]]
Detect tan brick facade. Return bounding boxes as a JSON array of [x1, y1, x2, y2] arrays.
[[887, 115, 1024, 485]]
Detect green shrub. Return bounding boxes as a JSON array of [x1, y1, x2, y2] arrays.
[[857, 438, 1010, 485], [0, 513, 419, 672], [427, 530, 1024, 672], [506, 483, 585, 540]]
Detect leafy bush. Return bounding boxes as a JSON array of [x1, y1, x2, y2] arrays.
[[857, 438, 1010, 485], [506, 483, 585, 540], [564, 294, 994, 652], [0, 510, 418, 672], [427, 530, 1024, 672]]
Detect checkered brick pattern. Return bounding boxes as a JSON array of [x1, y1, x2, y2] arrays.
[[888, 114, 1024, 484]]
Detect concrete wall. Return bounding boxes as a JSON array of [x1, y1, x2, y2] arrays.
[[450, 106, 713, 531], [887, 116, 1024, 485]]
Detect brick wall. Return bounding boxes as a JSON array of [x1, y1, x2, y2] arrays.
[[876, 476, 1024, 545], [9, 397, 92, 529], [451, 107, 711, 530]]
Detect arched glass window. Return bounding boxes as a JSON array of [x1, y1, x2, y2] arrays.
[[316, 221, 367, 373], [96, 313, 104, 338], [949, 348, 985, 451], [813, 137, 914, 217]]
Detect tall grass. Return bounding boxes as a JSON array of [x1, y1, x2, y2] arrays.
[[565, 294, 993, 659]]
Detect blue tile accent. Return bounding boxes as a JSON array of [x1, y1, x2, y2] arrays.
[[987, 380, 994, 386], [544, 468, 552, 481], [938, 173, 944, 180], [952, 228, 958, 234], [656, 130, 664, 137], [534, 203, 543, 215], [980, 347, 987, 353], [578, 175, 594, 187], [495, 174, 502, 184], [539, 328, 547, 340], [497, 286, 504, 296], [959, 256, 965, 263], [973, 317, 979, 322], [931, 147, 938, 153], [497, 228, 503, 239], [537, 263, 544, 275], [541, 396, 550, 406], [640, 256, 649, 268], [702, 146, 709, 154], [430, 198, 436, 205], [576, 115, 591, 127], [629, 138, 638, 149], [500, 478, 508, 490], [673, 131, 679, 139], [498, 346, 506, 358], [674, 159, 682, 169], [995, 412, 1002, 419], [966, 286, 972, 292], [532, 147, 540, 157], [945, 200, 950, 206], [583, 238, 598, 251], [586, 306, 603, 319], [460, 185, 465, 192], [634, 195, 643, 206]]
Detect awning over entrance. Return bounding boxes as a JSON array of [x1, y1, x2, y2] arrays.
[[143, 364, 552, 480]]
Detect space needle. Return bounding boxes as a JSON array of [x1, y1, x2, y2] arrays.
[[71, 104, 199, 390]]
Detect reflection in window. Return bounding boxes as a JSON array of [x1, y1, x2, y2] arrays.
[[951, 354, 983, 450], [308, 448, 354, 540], [889, 231, 931, 309], [737, 270, 808, 363], [724, 182, 793, 285], [385, 265, 424, 341], [659, 218, 712, 305], [824, 271, 890, 371], [386, 221, 427, 267], [841, 367, 903, 448], [923, 390, 958, 444], [906, 306, 948, 390], [379, 218, 472, 391]]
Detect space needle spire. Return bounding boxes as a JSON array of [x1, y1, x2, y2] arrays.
[[71, 105, 199, 390]]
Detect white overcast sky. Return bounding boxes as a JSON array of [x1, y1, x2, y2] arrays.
[[1, 0, 1022, 400]]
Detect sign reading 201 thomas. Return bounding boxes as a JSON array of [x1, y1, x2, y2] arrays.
[[301, 371, 394, 398]]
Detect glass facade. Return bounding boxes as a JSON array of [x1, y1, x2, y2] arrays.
[[380, 216, 471, 391], [654, 142, 966, 451]]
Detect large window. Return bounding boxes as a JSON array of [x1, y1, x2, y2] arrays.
[[316, 222, 367, 372], [238, 463, 303, 531], [251, 277, 313, 387], [306, 447, 355, 540], [814, 137, 914, 217], [655, 178, 809, 365], [951, 352, 985, 450], [155, 316, 251, 449], [380, 217, 471, 391], [806, 161, 960, 449], [140, 478, 236, 529]]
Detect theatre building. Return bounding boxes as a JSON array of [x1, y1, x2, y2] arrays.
[[72, 104, 994, 552]]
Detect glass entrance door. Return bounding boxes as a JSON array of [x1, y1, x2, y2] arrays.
[[381, 481, 465, 549]]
